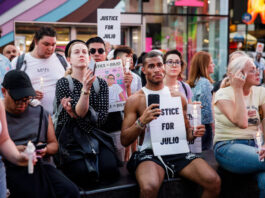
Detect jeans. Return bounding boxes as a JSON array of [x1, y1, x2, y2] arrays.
[[0, 157, 6, 198], [214, 139, 265, 198]]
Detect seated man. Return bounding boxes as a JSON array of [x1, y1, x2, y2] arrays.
[[121, 51, 221, 198], [2, 70, 79, 198]]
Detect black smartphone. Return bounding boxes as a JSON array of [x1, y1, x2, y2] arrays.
[[36, 143, 47, 150], [148, 94, 160, 117]]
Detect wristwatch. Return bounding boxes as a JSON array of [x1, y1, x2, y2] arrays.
[[136, 118, 146, 129], [81, 88, 90, 95]]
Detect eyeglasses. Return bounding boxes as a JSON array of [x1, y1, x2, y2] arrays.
[[166, 60, 181, 67], [89, 48, 105, 55], [14, 97, 33, 105]]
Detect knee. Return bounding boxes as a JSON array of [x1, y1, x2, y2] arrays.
[[204, 172, 221, 195], [140, 180, 161, 198]]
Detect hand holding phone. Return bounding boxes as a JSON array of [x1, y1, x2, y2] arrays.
[[148, 94, 160, 117], [36, 143, 47, 150]]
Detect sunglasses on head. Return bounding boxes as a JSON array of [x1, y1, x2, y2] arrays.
[[89, 48, 105, 55]]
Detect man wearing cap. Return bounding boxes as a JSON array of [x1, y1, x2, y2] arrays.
[[2, 70, 80, 198], [11, 26, 67, 115]]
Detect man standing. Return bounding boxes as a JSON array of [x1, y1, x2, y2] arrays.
[[121, 51, 220, 198], [86, 36, 107, 62], [3, 45, 19, 62], [11, 26, 66, 114]]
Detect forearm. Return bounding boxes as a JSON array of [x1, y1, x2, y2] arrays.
[[46, 142, 58, 155], [233, 89, 248, 128], [126, 87, 132, 97], [121, 121, 144, 147], [0, 139, 21, 165], [75, 94, 90, 118]]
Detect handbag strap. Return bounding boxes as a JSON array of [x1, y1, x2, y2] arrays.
[[35, 106, 44, 144]]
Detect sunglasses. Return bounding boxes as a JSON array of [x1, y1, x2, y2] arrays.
[[89, 48, 105, 55]]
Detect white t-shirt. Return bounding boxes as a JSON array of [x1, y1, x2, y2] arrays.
[[12, 53, 66, 114], [131, 72, 142, 94], [214, 86, 265, 144], [109, 84, 123, 103]]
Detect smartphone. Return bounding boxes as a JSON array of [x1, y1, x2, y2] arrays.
[[36, 143, 47, 150], [148, 94, 160, 117]]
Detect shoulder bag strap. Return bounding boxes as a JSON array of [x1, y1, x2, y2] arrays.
[[93, 77, 100, 94], [35, 106, 44, 144], [180, 81, 188, 97], [16, 53, 26, 71], [56, 53, 68, 71]]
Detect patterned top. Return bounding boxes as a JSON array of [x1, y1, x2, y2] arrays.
[[55, 76, 109, 135], [0, 54, 11, 98], [191, 77, 213, 124]]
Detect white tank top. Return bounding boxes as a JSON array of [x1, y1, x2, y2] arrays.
[[139, 86, 171, 151]]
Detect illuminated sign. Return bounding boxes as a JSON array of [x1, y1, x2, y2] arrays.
[[175, 0, 204, 7], [247, 0, 265, 24]]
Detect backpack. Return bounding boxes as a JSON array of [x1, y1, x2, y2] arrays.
[[52, 75, 100, 132], [16, 53, 68, 71], [180, 81, 188, 97]]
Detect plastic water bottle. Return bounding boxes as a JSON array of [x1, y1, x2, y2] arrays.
[[25, 141, 35, 174]]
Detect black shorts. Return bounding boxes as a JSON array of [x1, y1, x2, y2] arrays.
[[127, 149, 199, 178]]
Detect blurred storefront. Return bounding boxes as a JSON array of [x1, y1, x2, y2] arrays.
[[229, 0, 265, 53], [0, 0, 229, 81]]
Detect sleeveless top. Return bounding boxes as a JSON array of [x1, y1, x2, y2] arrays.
[[139, 86, 171, 151]]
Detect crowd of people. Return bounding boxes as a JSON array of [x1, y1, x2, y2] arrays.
[[0, 25, 265, 198]]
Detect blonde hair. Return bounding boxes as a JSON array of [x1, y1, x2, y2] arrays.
[[187, 51, 213, 88], [227, 56, 253, 75]]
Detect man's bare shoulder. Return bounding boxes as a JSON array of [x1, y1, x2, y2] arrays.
[[125, 89, 145, 108]]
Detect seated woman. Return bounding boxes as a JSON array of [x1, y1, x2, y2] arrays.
[[2, 70, 79, 198], [214, 55, 265, 197], [55, 40, 119, 188]]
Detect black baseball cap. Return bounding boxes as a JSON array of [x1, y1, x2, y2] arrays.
[[2, 70, 36, 100]]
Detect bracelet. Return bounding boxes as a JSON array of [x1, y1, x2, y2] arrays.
[[81, 88, 90, 95], [135, 118, 146, 129]]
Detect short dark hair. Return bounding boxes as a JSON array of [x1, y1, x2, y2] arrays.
[[108, 74, 115, 79], [142, 51, 163, 67], [29, 26, 56, 51], [113, 45, 133, 59], [86, 37, 105, 49], [163, 49, 186, 79]]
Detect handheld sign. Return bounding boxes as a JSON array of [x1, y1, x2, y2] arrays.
[[95, 59, 126, 112], [97, 9, 121, 45], [149, 96, 190, 156], [256, 42, 264, 53], [187, 104, 202, 153]]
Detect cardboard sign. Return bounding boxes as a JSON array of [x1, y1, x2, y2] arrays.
[[150, 96, 190, 156], [97, 9, 120, 45], [187, 104, 202, 153], [256, 42, 264, 53], [95, 59, 126, 112]]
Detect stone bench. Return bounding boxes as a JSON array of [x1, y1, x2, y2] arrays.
[[79, 150, 259, 198]]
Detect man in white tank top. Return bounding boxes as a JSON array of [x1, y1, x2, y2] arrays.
[[121, 51, 220, 198]]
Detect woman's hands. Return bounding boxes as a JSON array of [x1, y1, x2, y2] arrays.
[[61, 97, 77, 118], [82, 69, 96, 92], [229, 70, 246, 90]]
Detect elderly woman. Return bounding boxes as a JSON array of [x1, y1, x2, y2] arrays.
[[214, 55, 265, 197]]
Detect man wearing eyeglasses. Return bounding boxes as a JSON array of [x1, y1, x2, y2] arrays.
[[1, 70, 80, 198]]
